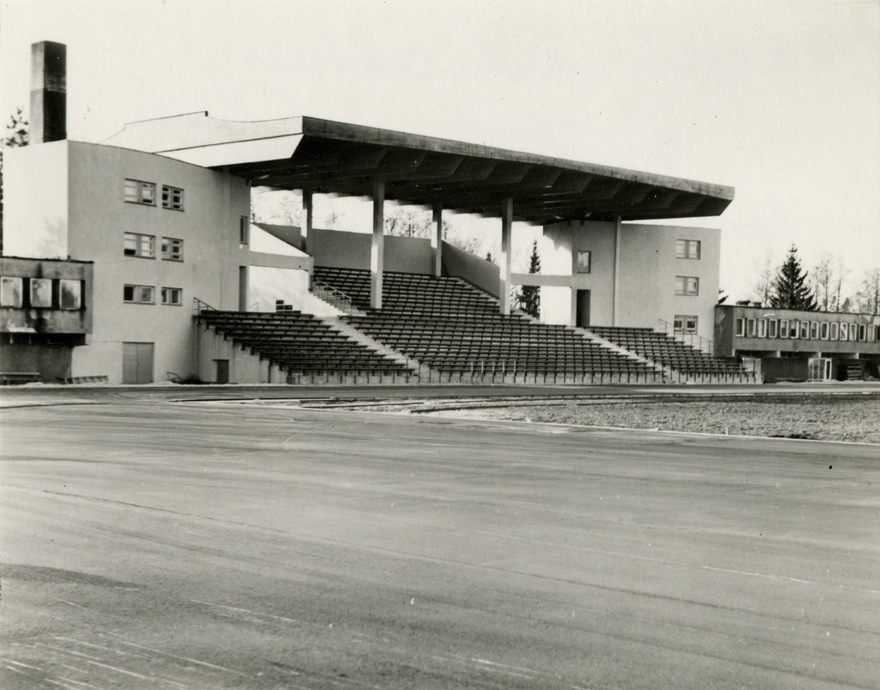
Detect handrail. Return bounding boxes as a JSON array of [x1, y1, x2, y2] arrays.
[[193, 297, 217, 317], [312, 278, 354, 314], [658, 318, 714, 355]]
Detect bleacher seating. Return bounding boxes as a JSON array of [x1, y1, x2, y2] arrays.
[[199, 310, 414, 378], [314, 267, 657, 381], [588, 326, 745, 376]]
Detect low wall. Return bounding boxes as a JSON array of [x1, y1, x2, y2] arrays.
[[312, 228, 432, 274], [442, 242, 499, 296]]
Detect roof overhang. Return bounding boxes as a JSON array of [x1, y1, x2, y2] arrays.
[[108, 112, 734, 225]]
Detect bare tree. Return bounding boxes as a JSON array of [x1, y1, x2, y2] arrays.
[[750, 253, 774, 306], [810, 254, 850, 312], [854, 268, 880, 315]]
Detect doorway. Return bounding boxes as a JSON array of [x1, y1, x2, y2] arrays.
[[576, 290, 591, 328], [215, 359, 230, 384], [122, 342, 154, 384]]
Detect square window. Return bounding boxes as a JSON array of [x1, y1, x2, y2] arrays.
[[161, 237, 183, 261], [162, 185, 184, 211], [59, 280, 82, 310], [675, 276, 699, 296], [576, 250, 591, 273], [30, 278, 53, 308], [0, 277, 23, 307], [161, 287, 182, 306], [124, 179, 156, 205], [675, 239, 701, 259]]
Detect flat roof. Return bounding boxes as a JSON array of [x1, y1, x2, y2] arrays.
[[106, 112, 734, 224]]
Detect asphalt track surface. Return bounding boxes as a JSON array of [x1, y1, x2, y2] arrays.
[[1, 387, 878, 689]]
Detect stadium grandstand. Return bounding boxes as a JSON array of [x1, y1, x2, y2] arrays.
[[3, 41, 875, 385]]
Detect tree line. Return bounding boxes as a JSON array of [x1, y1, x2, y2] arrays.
[[748, 245, 879, 315]]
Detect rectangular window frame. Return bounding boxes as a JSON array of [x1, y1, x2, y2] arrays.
[[124, 179, 156, 206], [59, 279, 83, 310], [675, 239, 701, 260], [809, 322, 819, 340], [0, 276, 24, 308], [820, 322, 829, 340], [746, 318, 756, 337], [30, 277, 53, 308], [575, 250, 592, 274], [123, 284, 155, 304], [675, 276, 699, 296], [239, 216, 249, 245], [161, 185, 184, 211], [768, 320, 778, 338], [161, 287, 183, 306], [735, 318, 745, 337], [124, 232, 156, 259], [779, 319, 789, 338], [858, 324, 867, 341], [161, 236, 184, 262], [829, 322, 839, 340], [758, 319, 768, 338], [799, 321, 809, 339]]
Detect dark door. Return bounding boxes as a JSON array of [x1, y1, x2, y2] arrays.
[[215, 359, 230, 384], [576, 290, 591, 328]]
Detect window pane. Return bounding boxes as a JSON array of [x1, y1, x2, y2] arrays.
[[735, 318, 745, 336], [0, 277, 23, 307], [30, 278, 53, 307], [576, 251, 591, 273], [59, 280, 82, 309]]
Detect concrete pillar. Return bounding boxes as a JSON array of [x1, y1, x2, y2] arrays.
[[612, 215, 622, 326], [431, 202, 443, 278], [499, 197, 513, 315], [301, 189, 313, 253], [371, 180, 385, 310]]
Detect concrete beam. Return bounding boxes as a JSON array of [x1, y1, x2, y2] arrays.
[[499, 198, 513, 315], [371, 179, 385, 309]]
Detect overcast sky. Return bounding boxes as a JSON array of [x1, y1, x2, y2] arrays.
[[2, 0, 878, 300]]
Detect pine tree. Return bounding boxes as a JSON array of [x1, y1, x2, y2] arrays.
[[769, 245, 818, 311], [515, 240, 541, 318]]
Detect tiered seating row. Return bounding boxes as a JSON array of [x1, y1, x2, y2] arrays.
[[200, 311, 413, 375], [315, 267, 653, 377], [589, 326, 744, 375]]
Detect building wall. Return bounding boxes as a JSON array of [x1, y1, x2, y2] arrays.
[[539, 221, 720, 339], [311, 228, 433, 274], [715, 305, 880, 358]]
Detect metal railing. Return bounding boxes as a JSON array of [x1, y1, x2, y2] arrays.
[[312, 278, 355, 314], [192, 297, 217, 320], [658, 318, 714, 355]]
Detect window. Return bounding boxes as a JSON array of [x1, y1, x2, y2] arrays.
[[858, 324, 867, 341], [809, 322, 819, 340], [830, 323, 839, 340], [675, 276, 699, 296], [768, 320, 778, 338], [124, 232, 156, 258], [576, 251, 591, 273], [123, 284, 154, 304], [735, 318, 745, 337], [674, 315, 698, 333], [758, 319, 767, 338], [799, 321, 809, 339], [240, 216, 249, 245], [779, 319, 789, 338], [161, 287, 182, 306], [161, 237, 183, 261], [820, 322, 829, 340], [676, 239, 701, 259], [59, 280, 82, 310], [124, 179, 156, 205], [790, 321, 799, 339], [162, 185, 184, 211], [30, 278, 53, 307], [0, 277, 23, 307], [746, 319, 756, 337]]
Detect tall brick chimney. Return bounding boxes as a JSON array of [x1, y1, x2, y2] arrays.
[[30, 41, 66, 144]]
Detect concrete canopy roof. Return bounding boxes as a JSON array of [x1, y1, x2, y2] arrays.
[[109, 112, 734, 224]]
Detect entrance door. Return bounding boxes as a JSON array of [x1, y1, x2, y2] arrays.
[[576, 290, 591, 328], [122, 342, 154, 384], [807, 357, 832, 382], [215, 359, 230, 384]]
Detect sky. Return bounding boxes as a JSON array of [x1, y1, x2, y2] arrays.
[[1, 0, 878, 300]]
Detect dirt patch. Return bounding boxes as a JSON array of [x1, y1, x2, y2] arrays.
[[427, 396, 880, 444]]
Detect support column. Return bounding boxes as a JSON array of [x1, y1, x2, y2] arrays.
[[612, 215, 622, 326], [499, 197, 513, 315], [371, 180, 385, 310], [301, 189, 313, 253], [431, 202, 443, 278]]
